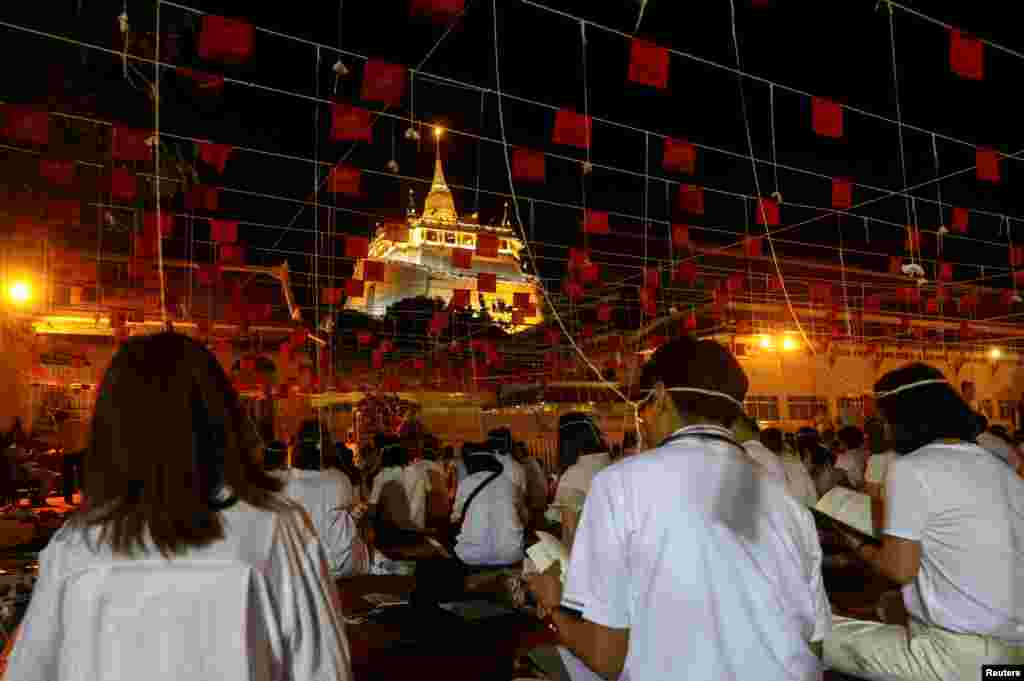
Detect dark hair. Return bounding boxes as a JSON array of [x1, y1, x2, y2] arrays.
[[864, 417, 887, 454], [760, 428, 784, 454], [75, 332, 284, 558], [487, 427, 513, 455], [558, 413, 605, 470], [465, 452, 504, 476], [622, 430, 638, 450], [442, 445, 455, 461], [264, 441, 286, 470], [379, 437, 408, 468], [875, 363, 979, 455], [837, 426, 864, 450]]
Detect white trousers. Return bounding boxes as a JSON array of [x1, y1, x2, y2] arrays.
[[824, 615, 1024, 681]]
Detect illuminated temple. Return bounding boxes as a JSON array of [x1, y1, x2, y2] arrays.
[[347, 150, 541, 330]]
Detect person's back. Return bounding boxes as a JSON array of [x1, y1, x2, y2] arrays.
[[279, 467, 364, 577], [566, 439, 828, 680], [453, 462, 525, 567]]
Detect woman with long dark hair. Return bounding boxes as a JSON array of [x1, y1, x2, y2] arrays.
[[5, 332, 352, 680], [825, 363, 1024, 680]]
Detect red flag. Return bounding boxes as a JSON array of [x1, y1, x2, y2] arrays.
[[1001, 290, 1017, 308], [685, 310, 698, 331], [812, 97, 843, 139], [583, 209, 610, 235], [726, 273, 745, 293], [39, 159, 75, 186], [832, 178, 853, 210], [2, 105, 48, 146], [328, 164, 361, 195], [409, 0, 465, 21], [672, 223, 691, 249], [363, 260, 386, 282], [960, 320, 974, 339], [360, 60, 407, 107], [639, 287, 657, 316], [597, 303, 612, 322], [477, 272, 497, 293], [679, 184, 704, 215], [581, 324, 594, 340], [628, 39, 670, 90], [906, 226, 921, 252], [545, 327, 561, 345], [219, 243, 245, 265], [345, 235, 370, 259], [186, 184, 220, 212], [580, 262, 600, 284], [767, 275, 783, 292], [644, 267, 660, 290], [976, 148, 1000, 183], [144, 212, 174, 239], [563, 279, 584, 302], [755, 197, 780, 226], [899, 286, 921, 305], [196, 264, 223, 287], [938, 262, 953, 282], [322, 288, 342, 305], [112, 127, 151, 161], [552, 109, 591, 149], [357, 331, 375, 346], [511, 148, 546, 183], [744, 236, 763, 258], [949, 29, 984, 80], [477, 233, 499, 258], [246, 304, 272, 322], [46, 199, 80, 225], [925, 298, 939, 314], [663, 138, 696, 174], [178, 68, 226, 94], [451, 248, 472, 269], [674, 261, 697, 285], [345, 279, 365, 298], [1012, 246, 1024, 268], [451, 289, 470, 309], [513, 292, 530, 309], [951, 207, 968, 234], [199, 142, 233, 174], [110, 167, 137, 201], [810, 282, 832, 304], [959, 292, 977, 312], [568, 248, 590, 267], [331, 104, 373, 143], [210, 219, 238, 243], [864, 294, 881, 312], [198, 15, 255, 63]]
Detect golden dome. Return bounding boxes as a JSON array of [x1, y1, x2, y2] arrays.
[[422, 158, 458, 224]]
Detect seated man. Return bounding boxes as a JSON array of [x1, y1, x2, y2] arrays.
[[835, 426, 868, 490], [826, 363, 1024, 680], [529, 337, 830, 681], [451, 448, 525, 567]]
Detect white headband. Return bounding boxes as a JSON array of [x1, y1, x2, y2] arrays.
[[873, 378, 949, 399], [639, 386, 746, 409]]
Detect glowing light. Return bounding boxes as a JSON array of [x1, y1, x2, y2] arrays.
[[433, 126, 444, 138], [7, 281, 31, 305], [989, 347, 1002, 360], [782, 337, 798, 351], [759, 335, 774, 349]]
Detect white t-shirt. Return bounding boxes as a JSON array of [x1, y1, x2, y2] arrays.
[[496, 452, 528, 495], [555, 453, 612, 513], [864, 451, 897, 487], [742, 440, 787, 483], [6, 499, 352, 680], [977, 432, 1020, 470], [369, 465, 429, 531], [780, 453, 819, 507], [279, 469, 367, 578], [835, 448, 868, 488], [885, 442, 1024, 642], [452, 470, 525, 566], [562, 426, 830, 681]]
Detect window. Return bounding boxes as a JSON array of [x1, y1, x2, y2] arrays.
[[444, 232, 457, 244], [999, 400, 1017, 421], [788, 396, 829, 421], [837, 397, 864, 419], [745, 395, 780, 421], [426, 230, 438, 242]]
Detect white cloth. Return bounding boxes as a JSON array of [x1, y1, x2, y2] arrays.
[[369, 464, 431, 531], [835, 447, 868, 489], [864, 451, 897, 486], [977, 431, 1022, 470], [554, 453, 612, 512], [452, 470, 525, 566], [279, 469, 366, 578], [781, 453, 819, 507], [742, 440, 787, 483], [885, 442, 1024, 642], [561, 425, 830, 681], [6, 500, 352, 681], [496, 452, 528, 495]]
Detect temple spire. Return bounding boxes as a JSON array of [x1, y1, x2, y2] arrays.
[[422, 128, 457, 223]]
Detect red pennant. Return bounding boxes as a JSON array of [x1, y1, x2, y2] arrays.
[[663, 139, 696, 174], [144, 212, 174, 239], [563, 279, 584, 302], [568, 247, 590, 267], [331, 104, 373, 143], [639, 287, 657, 316], [864, 294, 881, 312], [344, 235, 370, 259], [511, 148, 546, 183], [112, 127, 151, 162], [360, 60, 407, 107], [935, 285, 949, 303], [1015, 271, 1024, 288], [210, 219, 238, 243], [409, 0, 465, 20], [219, 243, 245, 265], [372, 350, 385, 369], [328, 164, 361, 195], [889, 256, 903, 274], [949, 29, 984, 80], [186, 184, 220, 212], [674, 261, 697, 285], [451, 289, 470, 309], [679, 184, 705, 215], [726, 273, 745, 293], [644, 267, 660, 290], [46, 200, 81, 225], [345, 279, 364, 298], [672, 223, 691, 249], [477, 272, 497, 293], [199, 142, 233, 174], [196, 264, 223, 287], [109, 167, 137, 201], [832, 178, 853, 210], [743, 236, 763, 258], [580, 262, 600, 284], [513, 292, 530, 309], [597, 303, 612, 322], [812, 97, 843, 139], [938, 262, 953, 282], [322, 288, 342, 305], [363, 260, 386, 283], [925, 298, 939, 314], [357, 331, 375, 346], [976, 148, 1001, 183], [451, 248, 473, 269], [1, 105, 49, 146], [198, 15, 255, 63], [767, 275, 783, 292], [552, 109, 591, 149], [951, 207, 968, 234], [581, 324, 594, 339], [477, 233, 499, 258], [39, 159, 75, 186], [899, 286, 921, 305], [755, 197, 780, 226], [628, 39, 670, 90], [1012, 246, 1024, 268], [583, 210, 610, 235]]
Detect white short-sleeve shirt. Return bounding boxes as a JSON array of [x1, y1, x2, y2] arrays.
[[780, 453, 819, 507], [279, 469, 367, 577], [554, 453, 612, 513], [369, 464, 432, 530], [742, 440, 787, 483], [885, 442, 1024, 642], [452, 470, 525, 566], [835, 447, 868, 488], [864, 451, 897, 486], [561, 427, 830, 681]]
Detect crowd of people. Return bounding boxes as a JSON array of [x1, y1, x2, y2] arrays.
[[3, 330, 1023, 680]]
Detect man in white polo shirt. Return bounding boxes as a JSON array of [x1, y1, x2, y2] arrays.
[[528, 337, 830, 681], [826, 363, 1024, 680]]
